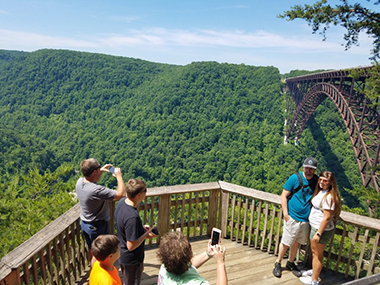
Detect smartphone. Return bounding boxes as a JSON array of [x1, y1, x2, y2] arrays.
[[109, 166, 115, 174], [211, 227, 221, 245], [152, 226, 159, 235]]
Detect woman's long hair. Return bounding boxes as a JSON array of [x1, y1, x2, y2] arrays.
[[311, 171, 342, 219]]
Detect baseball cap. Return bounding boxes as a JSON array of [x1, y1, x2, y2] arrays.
[[303, 157, 317, 169]]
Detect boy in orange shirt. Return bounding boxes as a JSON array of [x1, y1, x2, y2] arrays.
[[89, 234, 122, 285]]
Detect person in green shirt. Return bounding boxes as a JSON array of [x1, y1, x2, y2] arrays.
[[157, 231, 227, 285]]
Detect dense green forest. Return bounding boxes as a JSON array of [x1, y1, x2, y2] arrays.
[[0, 49, 363, 257]]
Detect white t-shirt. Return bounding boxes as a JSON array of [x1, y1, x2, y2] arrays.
[[309, 190, 335, 231]]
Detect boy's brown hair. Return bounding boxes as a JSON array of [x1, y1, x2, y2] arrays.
[[91, 234, 119, 261]]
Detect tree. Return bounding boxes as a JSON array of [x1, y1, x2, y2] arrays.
[[279, 0, 380, 60]]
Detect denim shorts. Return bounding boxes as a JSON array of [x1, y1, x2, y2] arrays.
[[80, 220, 109, 248]]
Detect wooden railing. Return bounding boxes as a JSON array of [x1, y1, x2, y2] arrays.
[[1, 181, 379, 284]]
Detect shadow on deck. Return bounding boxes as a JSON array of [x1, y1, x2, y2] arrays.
[[76, 237, 352, 285]]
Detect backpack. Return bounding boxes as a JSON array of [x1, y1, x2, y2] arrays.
[[287, 172, 318, 202]]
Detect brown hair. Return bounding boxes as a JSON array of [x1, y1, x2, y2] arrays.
[[157, 231, 193, 275], [91, 234, 119, 261], [80, 158, 100, 177], [312, 171, 342, 220], [126, 178, 146, 199]]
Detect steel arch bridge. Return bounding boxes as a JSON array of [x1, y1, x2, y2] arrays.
[[284, 66, 380, 192]]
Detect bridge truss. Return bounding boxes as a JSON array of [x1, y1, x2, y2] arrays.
[[284, 66, 380, 192]]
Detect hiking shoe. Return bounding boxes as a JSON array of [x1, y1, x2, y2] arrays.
[[299, 275, 320, 285], [272, 261, 282, 278], [286, 261, 301, 277]]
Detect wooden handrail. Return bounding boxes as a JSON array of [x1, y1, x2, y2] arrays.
[[1, 181, 379, 284]]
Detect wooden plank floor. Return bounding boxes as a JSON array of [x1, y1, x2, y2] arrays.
[[77, 237, 352, 285]]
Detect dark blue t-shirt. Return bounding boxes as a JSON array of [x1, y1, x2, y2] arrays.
[[283, 172, 316, 222]]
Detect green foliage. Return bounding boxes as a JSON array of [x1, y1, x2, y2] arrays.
[[279, 0, 380, 60], [0, 163, 77, 258]]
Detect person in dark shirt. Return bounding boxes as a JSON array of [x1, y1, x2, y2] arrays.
[[115, 178, 157, 285]]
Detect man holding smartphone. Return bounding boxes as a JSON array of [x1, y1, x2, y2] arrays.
[[76, 158, 126, 264]]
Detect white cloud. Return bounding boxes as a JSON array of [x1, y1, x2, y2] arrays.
[[0, 29, 97, 49]]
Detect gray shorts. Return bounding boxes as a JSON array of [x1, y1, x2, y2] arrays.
[[281, 216, 310, 247]]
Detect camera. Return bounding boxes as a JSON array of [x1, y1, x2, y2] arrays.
[[109, 166, 115, 174]]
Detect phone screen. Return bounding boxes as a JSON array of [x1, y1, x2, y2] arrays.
[[211, 230, 220, 245], [109, 166, 115, 174]]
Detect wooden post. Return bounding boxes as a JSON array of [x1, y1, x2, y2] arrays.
[[219, 189, 229, 238], [207, 189, 219, 235], [157, 194, 171, 240]]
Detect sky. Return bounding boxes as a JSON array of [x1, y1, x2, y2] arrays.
[[0, 0, 378, 74]]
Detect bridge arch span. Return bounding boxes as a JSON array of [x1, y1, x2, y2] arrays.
[[285, 71, 380, 193]]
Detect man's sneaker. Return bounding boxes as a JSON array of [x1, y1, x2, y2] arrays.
[[272, 262, 282, 278], [286, 261, 301, 277], [299, 275, 320, 285], [301, 269, 313, 277]]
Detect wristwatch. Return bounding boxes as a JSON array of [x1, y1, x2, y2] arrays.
[[316, 232, 322, 237]]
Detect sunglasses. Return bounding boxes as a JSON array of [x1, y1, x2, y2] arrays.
[[318, 178, 330, 184]]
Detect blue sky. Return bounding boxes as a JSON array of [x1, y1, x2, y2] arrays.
[[0, 0, 377, 73]]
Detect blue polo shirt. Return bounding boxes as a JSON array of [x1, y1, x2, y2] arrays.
[[283, 172, 316, 222]]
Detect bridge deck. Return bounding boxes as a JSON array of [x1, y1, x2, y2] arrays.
[[77, 237, 351, 285]]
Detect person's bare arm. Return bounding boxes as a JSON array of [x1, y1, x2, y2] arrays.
[[127, 226, 157, 251], [214, 245, 227, 285], [113, 167, 126, 200], [281, 189, 291, 221]]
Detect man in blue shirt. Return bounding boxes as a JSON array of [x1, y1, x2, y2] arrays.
[[273, 157, 318, 278]]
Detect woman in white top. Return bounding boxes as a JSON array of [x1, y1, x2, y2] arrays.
[[300, 171, 341, 285]]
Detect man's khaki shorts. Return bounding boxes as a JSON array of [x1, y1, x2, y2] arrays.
[[281, 216, 310, 247]]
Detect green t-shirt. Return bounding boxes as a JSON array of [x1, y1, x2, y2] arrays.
[[158, 264, 210, 285]]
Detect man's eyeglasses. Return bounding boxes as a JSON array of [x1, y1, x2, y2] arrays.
[[318, 178, 330, 184]]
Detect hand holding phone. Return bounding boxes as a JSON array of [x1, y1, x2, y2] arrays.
[[109, 166, 115, 174], [152, 226, 159, 235], [211, 227, 221, 245]]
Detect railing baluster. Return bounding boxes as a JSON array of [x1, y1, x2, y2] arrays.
[[367, 232, 380, 276], [356, 229, 369, 279], [242, 197, 249, 245], [336, 224, 347, 272], [260, 203, 269, 251], [200, 191, 205, 235], [174, 193, 179, 231], [267, 204, 276, 253], [274, 206, 282, 256], [255, 201, 262, 249], [187, 193, 192, 237], [230, 194, 236, 240], [31, 255, 38, 284], [248, 199, 255, 247], [236, 195, 242, 242], [194, 192, 199, 237], [346, 226, 359, 277]]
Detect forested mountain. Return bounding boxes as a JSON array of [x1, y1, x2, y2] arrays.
[[0, 49, 363, 256]]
